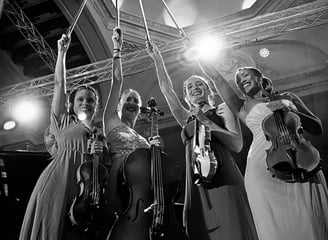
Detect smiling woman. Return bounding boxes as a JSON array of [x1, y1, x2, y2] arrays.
[[102, 27, 188, 240], [19, 33, 110, 240], [196, 61, 328, 240], [146, 41, 259, 240]]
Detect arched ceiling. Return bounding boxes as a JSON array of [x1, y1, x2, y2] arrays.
[[0, 0, 328, 149]]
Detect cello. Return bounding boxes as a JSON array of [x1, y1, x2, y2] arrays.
[[261, 78, 321, 182], [108, 98, 188, 240], [69, 129, 112, 231]]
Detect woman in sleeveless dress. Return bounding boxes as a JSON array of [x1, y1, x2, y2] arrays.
[[19, 34, 108, 240], [146, 42, 258, 240], [103, 28, 187, 240], [199, 64, 328, 240]]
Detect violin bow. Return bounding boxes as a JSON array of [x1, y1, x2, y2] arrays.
[[159, 0, 187, 39], [115, 0, 120, 28], [66, 0, 89, 36], [138, 0, 151, 43]]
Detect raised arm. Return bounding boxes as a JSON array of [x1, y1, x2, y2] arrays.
[[215, 103, 243, 152], [52, 34, 71, 117], [146, 42, 189, 127], [287, 92, 323, 135], [197, 59, 244, 117], [103, 28, 123, 136]]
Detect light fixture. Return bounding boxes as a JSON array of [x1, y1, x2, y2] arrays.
[[259, 48, 270, 58], [77, 112, 87, 121], [2, 120, 16, 131], [12, 99, 41, 124], [190, 35, 225, 62]]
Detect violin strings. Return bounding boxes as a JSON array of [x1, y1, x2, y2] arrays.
[[151, 112, 165, 228]]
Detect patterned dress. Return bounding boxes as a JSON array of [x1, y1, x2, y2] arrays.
[[244, 102, 328, 240], [105, 124, 150, 215], [181, 108, 258, 240], [19, 111, 109, 240], [105, 124, 188, 240]]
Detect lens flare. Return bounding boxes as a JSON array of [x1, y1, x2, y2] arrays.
[[78, 112, 87, 121], [192, 35, 225, 62], [3, 120, 16, 130]]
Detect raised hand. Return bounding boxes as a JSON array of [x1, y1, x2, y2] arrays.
[[146, 40, 161, 61], [267, 99, 297, 112], [149, 135, 164, 150], [89, 139, 104, 155], [190, 106, 210, 127], [112, 27, 123, 50], [57, 33, 71, 53]]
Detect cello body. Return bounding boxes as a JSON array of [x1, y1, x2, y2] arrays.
[[108, 148, 187, 240]]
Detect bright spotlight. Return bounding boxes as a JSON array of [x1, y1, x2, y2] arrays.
[[242, 0, 257, 9], [12, 99, 41, 124], [3, 120, 16, 130], [192, 35, 224, 61], [259, 48, 270, 58]]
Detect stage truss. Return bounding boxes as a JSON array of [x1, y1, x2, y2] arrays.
[[0, 0, 328, 105]]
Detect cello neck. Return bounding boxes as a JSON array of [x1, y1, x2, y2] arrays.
[[150, 112, 159, 139]]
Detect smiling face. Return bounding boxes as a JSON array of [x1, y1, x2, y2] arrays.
[[119, 89, 142, 124], [183, 76, 210, 107], [73, 89, 97, 122], [235, 68, 262, 97]]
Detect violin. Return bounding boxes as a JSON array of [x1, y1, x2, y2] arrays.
[[192, 117, 219, 186], [69, 130, 111, 231], [262, 88, 321, 182], [108, 98, 188, 240]]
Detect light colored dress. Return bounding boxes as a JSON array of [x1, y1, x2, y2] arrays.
[[19, 111, 105, 240], [244, 102, 328, 240]]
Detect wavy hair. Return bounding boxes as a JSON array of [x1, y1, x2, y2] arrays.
[[67, 85, 99, 116]]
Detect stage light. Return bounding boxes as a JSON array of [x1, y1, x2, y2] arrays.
[[242, 0, 257, 9], [192, 35, 224, 61], [259, 48, 270, 58], [77, 112, 87, 121], [12, 99, 41, 124], [3, 120, 16, 130]]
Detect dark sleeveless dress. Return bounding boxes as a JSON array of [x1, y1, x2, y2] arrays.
[[181, 108, 258, 240]]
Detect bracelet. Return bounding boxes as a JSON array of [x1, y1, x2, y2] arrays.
[[113, 55, 122, 59], [113, 48, 121, 52]]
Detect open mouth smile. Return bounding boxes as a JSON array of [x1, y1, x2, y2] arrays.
[[192, 89, 202, 96]]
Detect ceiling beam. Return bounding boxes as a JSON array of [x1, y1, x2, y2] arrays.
[[3, 0, 57, 71], [0, 0, 327, 104]]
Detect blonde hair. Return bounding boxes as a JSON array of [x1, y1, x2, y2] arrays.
[[182, 75, 213, 108], [117, 88, 142, 118]]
